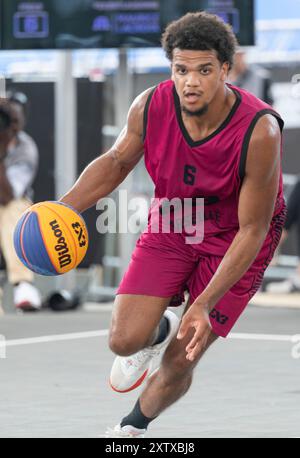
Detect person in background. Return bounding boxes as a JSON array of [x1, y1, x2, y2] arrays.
[[228, 49, 274, 105], [0, 94, 41, 312], [267, 179, 300, 293]]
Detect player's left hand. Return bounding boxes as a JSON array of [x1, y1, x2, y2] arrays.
[[177, 302, 212, 362]]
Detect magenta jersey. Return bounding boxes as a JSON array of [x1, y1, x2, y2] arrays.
[[143, 80, 286, 250]]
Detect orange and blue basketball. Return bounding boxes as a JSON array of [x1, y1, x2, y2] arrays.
[[14, 201, 89, 276]]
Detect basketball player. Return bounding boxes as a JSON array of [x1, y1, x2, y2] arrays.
[[61, 12, 286, 437]]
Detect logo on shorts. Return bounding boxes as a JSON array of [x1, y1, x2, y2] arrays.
[[210, 309, 229, 325]]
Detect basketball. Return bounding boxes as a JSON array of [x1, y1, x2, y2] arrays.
[[13, 202, 89, 276]]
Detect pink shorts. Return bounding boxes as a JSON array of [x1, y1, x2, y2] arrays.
[[117, 212, 285, 337]]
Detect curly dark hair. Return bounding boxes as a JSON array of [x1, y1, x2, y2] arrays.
[[162, 12, 238, 70]]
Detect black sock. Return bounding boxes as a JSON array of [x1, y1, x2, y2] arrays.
[[121, 399, 156, 430], [152, 316, 170, 346]]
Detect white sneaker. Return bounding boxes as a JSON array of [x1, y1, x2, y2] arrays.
[[102, 424, 146, 438], [14, 282, 42, 312], [109, 310, 180, 393], [266, 277, 300, 294]]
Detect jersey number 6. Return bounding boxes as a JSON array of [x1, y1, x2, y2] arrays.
[[184, 165, 197, 186]]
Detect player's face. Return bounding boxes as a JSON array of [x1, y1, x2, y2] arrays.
[[171, 49, 229, 117]]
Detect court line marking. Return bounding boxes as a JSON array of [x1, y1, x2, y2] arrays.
[[3, 330, 109, 347], [228, 332, 296, 343], [1, 330, 298, 348]]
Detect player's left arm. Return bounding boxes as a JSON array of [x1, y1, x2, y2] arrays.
[[200, 114, 282, 307], [178, 114, 282, 361]]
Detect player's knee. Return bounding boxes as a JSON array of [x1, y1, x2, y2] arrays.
[[109, 333, 143, 357], [108, 336, 135, 356]]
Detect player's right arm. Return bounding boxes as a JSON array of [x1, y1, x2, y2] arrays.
[[60, 88, 152, 213]]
